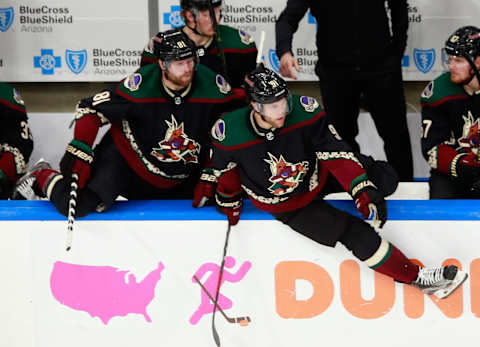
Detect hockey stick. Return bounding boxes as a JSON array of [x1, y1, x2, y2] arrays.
[[65, 173, 79, 251], [211, 222, 231, 347], [193, 275, 251, 325], [255, 30, 266, 67]]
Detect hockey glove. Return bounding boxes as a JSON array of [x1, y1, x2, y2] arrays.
[[192, 168, 216, 208], [451, 152, 480, 188], [215, 193, 242, 226], [354, 186, 387, 228], [60, 139, 94, 189]]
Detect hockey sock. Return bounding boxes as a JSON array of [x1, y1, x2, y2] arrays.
[[365, 239, 419, 283], [36, 169, 63, 199]]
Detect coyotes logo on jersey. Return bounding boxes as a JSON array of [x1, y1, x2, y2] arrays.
[[151, 115, 201, 164], [458, 111, 480, 154], [264, 153, 308, 196]]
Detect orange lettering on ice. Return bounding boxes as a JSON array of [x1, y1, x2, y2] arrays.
[[403, 259, 463, 319], [339, 260, 395, 319], [275, 261, 334, 318], [470, 259, 480, 317]]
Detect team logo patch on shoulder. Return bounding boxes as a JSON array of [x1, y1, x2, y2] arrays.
[[124, 73, 142, 92], [421, 81, 434, 99], [264, 153, 309, 196], [211, 119, 226, 141], [238, 29, 254, 45], [13, 89, 24, 105], [216, 74, 231, 94], [300, 96, 319, 112]]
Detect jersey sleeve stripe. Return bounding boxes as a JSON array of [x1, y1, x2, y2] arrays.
[[0, 98, 26, 113], [421, 94, 468, 108], [279, 110, 326, 135]]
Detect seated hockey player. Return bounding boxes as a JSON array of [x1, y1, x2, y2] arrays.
[[421, 26, 480, 198], [141, 0, 257, 89], [0, 82, 33, 199], [14, 29, 241, 215], [210, 65, 468, 299]]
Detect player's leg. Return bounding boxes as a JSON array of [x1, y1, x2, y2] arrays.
[[316, 63, 361, 152], [363, 67, 413, 181]]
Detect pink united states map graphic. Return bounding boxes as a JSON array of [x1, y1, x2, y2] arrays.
[[50, 261, 164, 324]]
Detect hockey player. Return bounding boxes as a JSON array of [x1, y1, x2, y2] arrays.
[[421, 26, 480, 198], [211, 65, 468, 299], [14, 29, 241, 215], [0, 82, 33, 199], [141, 0, 257, 89]]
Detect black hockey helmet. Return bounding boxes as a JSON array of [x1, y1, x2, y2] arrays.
[[153, 29, 198, 62], [445, 26, 480, 62], [244, 64, 290, 104], [180, 0, 222, 11]]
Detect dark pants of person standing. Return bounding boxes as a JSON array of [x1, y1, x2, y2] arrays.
[[316, 60, 414, 182]]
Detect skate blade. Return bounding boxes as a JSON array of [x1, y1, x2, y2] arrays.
[[433, 270, 468, 299]]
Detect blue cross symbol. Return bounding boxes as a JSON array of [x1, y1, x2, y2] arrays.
[[34, 49, 61, 75], [163, 5, 184, 28], [308, 12, 317, 27]]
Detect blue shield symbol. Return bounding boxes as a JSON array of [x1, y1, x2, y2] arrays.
[[268, 49, 280, 74], [65, 49, 87, 74], [413, 48, 436, 74], [0, 7, 14, 32]]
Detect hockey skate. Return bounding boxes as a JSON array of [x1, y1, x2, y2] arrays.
[[12, 159, 52, 200], [411, 265, 468, 299]]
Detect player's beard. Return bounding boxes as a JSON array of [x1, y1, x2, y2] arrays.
[[165, 70, 194, 88]]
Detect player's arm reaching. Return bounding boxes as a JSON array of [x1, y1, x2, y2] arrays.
[[60, 88, 130, 188], [275, 0, 309, 79], [210, 132, 243, 225]]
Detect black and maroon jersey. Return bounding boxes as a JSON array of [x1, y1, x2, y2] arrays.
[[75, 63, 242, 189], [211, 95, 373, 213], [421, 72, 480, 174], [0, 82, 33, 185], [141, 25, 257, 89]]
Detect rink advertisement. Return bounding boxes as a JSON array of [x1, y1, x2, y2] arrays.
[[0, 1, 148, 82], [158, 0, 480, 81], [1, 200, 480, 347]]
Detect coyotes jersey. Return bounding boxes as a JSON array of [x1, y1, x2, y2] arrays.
[[76, 63, 241, 189], [141, 25, 257, 88], [211, 95, 372, 213], [421, 72, 480, 172], [0, 82, 33, 182]]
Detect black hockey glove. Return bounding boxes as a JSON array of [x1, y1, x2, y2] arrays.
[[353, 186, 387, 228], [452, 152, 480, 189], [60, 139, 94, 189], [215, 193, 242, 226], [192, 168, 216, 208]]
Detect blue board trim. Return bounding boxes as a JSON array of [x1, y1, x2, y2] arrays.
[[0, 200, 479, 221]]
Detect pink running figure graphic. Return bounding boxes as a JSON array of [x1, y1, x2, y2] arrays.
[[190, 256, 251, 325]]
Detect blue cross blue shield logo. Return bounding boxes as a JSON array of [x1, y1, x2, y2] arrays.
[[34, 49, 61, 75], [268, 49, 280, 74], [66, 49, 87, 74], [413, 48, 436, 74], [0, 7, 14, 32], [163, 5, 184, 28]]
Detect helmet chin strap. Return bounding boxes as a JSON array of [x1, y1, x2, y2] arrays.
[[462, 55, 480, 87]]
